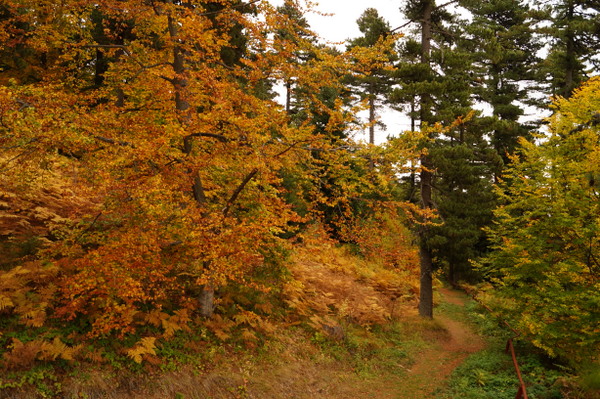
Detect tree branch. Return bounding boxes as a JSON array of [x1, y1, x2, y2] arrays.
[[391, 20, 414, 33], [435, 0, 460, 11], [94, 135, 136, 148], [390, 0, 460, 33], [186, 132, 230, 142], [223, 168, 259, 217], [197, 0, 260, 16]]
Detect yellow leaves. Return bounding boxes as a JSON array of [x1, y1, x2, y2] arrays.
[[21, 307, 47, 328], [126, 337, 157, 364], [162, 309, 192, 338], [143, 309, 191, 338], [2, 337, 82, 368], [0, 0, 422, 362], [40, 337, 82, 362], [286, 241, 415, 328], [0, 295, 14, 311]]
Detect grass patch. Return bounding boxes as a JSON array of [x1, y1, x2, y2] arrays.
[[439, 296, 568, 399]]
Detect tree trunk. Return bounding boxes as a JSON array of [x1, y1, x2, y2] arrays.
[[418, 0, 435, 319], [167, 2, 214, 318], [369, 90, 375, 145], [285, 80, 292, 114], [418, 152, 434, 318], [418, 237, 434, 318], [564, 1, 575, 98]]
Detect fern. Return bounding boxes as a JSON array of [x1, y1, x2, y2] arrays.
[[126, 337, 157, 364], [0, 295, 14, 311], [39, 337, 82, 361]]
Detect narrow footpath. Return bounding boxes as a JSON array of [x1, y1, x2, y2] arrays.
[[392, 287, 486, 398]]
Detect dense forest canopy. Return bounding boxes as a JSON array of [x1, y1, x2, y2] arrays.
[[0, 0, 598, 394]]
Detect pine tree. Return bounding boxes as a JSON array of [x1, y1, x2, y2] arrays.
[[535, 0, 600, 98], [395, 0, 439, 318], [347, 8, 396, 144], [394, 0, 507, 312], [275, 0, 315, 114], [464, 0, 541, 164]]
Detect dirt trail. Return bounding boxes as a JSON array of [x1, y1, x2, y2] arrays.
[[393, 287, 486, 398]]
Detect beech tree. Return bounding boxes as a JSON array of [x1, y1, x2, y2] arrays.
[[0, 0, 423, 366], [0, 0, 386, 339], [479, 77, 600, 363]]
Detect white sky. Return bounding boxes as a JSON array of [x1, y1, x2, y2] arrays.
[[267, 0, 407, 43], [267, 0, 412, 143], [266, 1, 551, 143]]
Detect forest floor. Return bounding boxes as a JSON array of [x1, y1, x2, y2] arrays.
[[388, 287, 486, 398], [55, 286, 487, 399], [3, 244, 490, 399]]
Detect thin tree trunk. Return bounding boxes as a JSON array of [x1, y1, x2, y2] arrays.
[[418, 234, 434, 318], [564, 1, 575, 98], [369, 91, 375, 145], [285, 80, 292, 114], [418, 0, 435, 319], [167, 2, 213, 318]]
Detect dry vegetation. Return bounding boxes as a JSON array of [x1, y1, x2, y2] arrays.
[[1, 226, 439, 399]]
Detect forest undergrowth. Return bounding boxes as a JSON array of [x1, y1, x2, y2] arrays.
[[1, 231, 591, 399]]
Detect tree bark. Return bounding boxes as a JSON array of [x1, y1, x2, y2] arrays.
[[564, 1, 575, 98], [418, 0, 435, 319], [369, 88, 376, 145], [418, 234, 434, 318], [285, 80, 292, 114], [167, 1, 213, 318]]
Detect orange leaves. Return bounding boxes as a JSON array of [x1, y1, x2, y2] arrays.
[[2, 337, 82, 369], [144, 309, 192, 338], [0, 0, 422, 370], [54, 226, 180, 337], [126, 337, 157, 364], [0, 261, 58, 330], [39, 337, 83, 362]]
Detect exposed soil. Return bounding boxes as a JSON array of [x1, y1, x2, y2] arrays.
[[391, 287, 486, 398], [55, 286, 486, 399]]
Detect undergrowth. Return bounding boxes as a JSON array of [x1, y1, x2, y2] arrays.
[[0, 234, 422, 398], [440, 298, 583, 399]]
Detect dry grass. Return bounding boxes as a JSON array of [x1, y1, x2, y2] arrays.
[[1, 230, 427, 399], [284, 237, 420, 332]]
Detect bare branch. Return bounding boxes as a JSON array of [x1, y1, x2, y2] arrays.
[[223, 168, 259, 217], [74, 212, 103, 244], [435, 0, 460, 11], [391, 20, 414, 33], [272, 139, 311, 158], [186, 132, 230, 142], [94, 135, 136, 148]]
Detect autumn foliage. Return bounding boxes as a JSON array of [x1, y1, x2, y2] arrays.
[[0, 0, 418, 370], [479, 77, 600, 364]]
